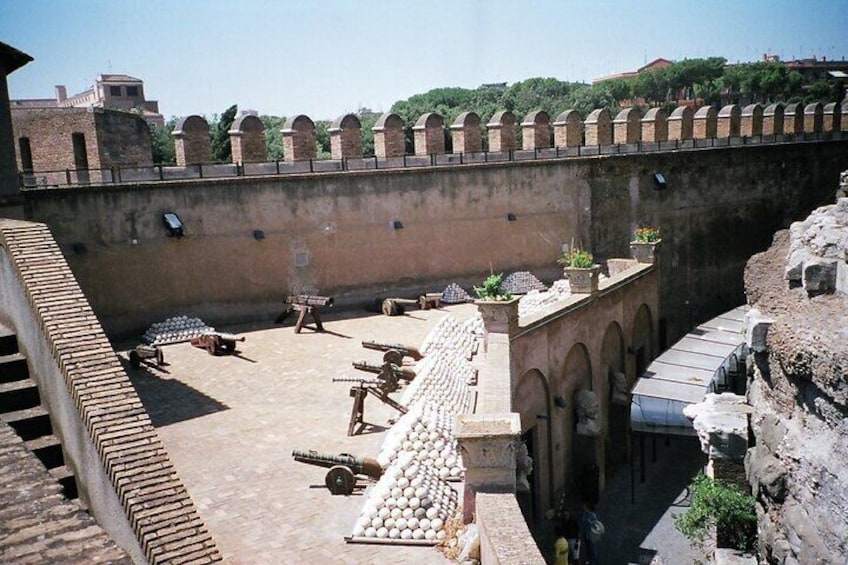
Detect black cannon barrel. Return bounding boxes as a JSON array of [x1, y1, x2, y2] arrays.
[[286, 294, 334, 307], [291, 449, 383, 479], [361, 340, 423, 360]]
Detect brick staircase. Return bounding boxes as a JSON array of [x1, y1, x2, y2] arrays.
[[0, 322, 79, 502]]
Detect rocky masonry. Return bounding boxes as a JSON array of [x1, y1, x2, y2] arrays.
[[743, 189, 848, 563]]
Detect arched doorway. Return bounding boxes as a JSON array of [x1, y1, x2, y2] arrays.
[[512, 369, 551, 526], [631, 304, 655, 379], [556, 343, 596, 508]]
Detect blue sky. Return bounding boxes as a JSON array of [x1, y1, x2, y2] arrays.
[[2, 0, 846, 120]]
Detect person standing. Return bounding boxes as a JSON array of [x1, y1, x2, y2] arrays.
[[580, 502, 602, 565]]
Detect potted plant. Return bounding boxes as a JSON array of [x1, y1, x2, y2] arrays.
[[474, 272, 519, 335], [558, 246, 601, 294], [630, 226, 662, 264]]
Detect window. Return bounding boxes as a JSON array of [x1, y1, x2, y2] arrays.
[[109, 85, 121, 96], [72, 133, 89, 169], [126, 85, 139, 97], [18, 137, 33, 171]]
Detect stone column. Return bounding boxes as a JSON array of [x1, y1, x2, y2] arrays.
[[520, 110, 551, 151], [455, 413, 522, 523], [329, 113, 363, 160], [553, 109, 583, 147], [413, 112, 445, 156], [667, 106, 693, 141], [486, 110, 517, 153], [584, 108, 612, 146], [762, 103, 784, 136], [450, 111, 482, 154], [613, 107, 641, 144], [173, 115, 212, 166], [281, 114, 317, 161], [372, 112, 405, 158], [228, 114, 266, 164]]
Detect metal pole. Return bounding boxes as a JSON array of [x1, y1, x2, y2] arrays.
[[640, 433, 646, 483]]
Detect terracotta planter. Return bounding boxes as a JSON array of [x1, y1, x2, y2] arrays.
[[564, 265, 601, 294], [475, 297, 520, 335], [630, 240, 662, 264]]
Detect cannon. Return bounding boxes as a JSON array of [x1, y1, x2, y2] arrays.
[[380, 298, 418, 316], [276, 294, 335, 333], [361, 340, 423, 361], [190, 331, 245, 355], [292, 449, 383, 495], [418, 293, 443, 310], [333, 373, 408, 436], [129, 344, 164, 369], [353, 360, 416, 381]]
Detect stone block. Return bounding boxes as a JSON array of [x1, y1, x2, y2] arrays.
[[802, 256, 837, 294], [745, 308, 774, 353]]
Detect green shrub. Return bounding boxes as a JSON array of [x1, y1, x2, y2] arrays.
[[674, 473, 757, 552], [557, 248, 594, 269], [473, 273, 512, 301]]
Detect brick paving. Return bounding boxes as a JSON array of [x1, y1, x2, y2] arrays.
[[121, 304, 479, 565]]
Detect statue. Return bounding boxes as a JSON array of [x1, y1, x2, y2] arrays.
[[575, 389, 601, 436], [610, 368, 629, 405], [515, 440, 533, 493]]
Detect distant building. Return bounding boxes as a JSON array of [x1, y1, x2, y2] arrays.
[[12, 74, 164, 128], [591, 58, 674, 85]]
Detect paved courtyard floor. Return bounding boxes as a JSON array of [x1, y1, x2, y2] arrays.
[[119, 303, 479, 565]]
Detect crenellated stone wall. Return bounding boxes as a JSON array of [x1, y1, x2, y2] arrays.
[[743, 193, 848, 563]]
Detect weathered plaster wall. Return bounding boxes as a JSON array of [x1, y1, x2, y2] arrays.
[[21, 141, 848, 339]]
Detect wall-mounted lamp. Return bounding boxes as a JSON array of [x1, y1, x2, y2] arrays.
[[71, 242, 87, 255], [163, 213, 184, 238], [253, 229, 265, 240], [653, 172, 668, 190], [392, 220, 404, 230], [554, 395, 566, 409], [506, 212, 517, 222]]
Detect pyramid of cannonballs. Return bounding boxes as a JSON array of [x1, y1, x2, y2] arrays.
[[440, 282, 473, 304], [419, 315, 483, 360], [142, 315, 215, 345], [501, 271, 547, 295], [400, 356, 474, 414]]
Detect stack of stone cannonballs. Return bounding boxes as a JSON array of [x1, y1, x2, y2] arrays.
[[440, 283, 473, 304], [401, 356, 473, 415], [142, 315, 215, 345], [501, 271, 548, 295]]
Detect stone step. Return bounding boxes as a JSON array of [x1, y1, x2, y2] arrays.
[[49, 465, 79, 500], [0, 405, 52, 440], [0, 322, 18, 356], [0, 378, 40, 413], [0, 352, 29, 384], [25, 433, 65, 469]]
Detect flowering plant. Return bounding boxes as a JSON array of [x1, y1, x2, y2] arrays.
[[557, 248, 594, 269], [634, 226, 662, 243], [474, 272, 513, 301]]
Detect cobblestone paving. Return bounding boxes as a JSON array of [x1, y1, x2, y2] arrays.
[[121, 304, 479, 565]]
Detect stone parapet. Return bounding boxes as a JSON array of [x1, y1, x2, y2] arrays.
[[476, 492, 545, 564], [173, 114, 212, 166]]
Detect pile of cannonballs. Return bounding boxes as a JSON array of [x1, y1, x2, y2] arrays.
[[142, 315, 214, 345]]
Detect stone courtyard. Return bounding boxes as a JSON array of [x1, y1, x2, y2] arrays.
[[119, 302, 479, 564]]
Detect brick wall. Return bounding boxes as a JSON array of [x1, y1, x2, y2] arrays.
[[487, 111, 517, 152], [12, 108, 101, 172], [668, 106, 693, 140], [642, 108, 669, 142], [229, 115, 267, 164], [329, 114, 363, 160], [717, 105, 741, 138], [585, 108, 612, 146], [694, 107, 717, 139], [613, 108, 641, 144], [553, 110, 583, 147], [174, 115, 212, 166], [0, 219, 221, 564], [763, 105, 785, 136], [451, 112, 482, 153]]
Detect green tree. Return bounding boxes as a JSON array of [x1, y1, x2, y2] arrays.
[[211, 104, 238, 163], [151, 116, 177, 165], [260, 115, 285, 161]]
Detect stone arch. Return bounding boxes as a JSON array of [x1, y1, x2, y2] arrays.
[[667, 106, 693, 140], [521, 110, 551, 150], [613, 107, 642, 144], [553, 109, 583, 147], [172, 115, 211, 166], [512, 369, 552, 521], [693, 106, 717, 139], [413, 112, 445, 156], [372, 112, 405, 158], [763, 103, 785, 136], [823, 102, 841, 133], [740, 103, 763, 137], [329, 113, 362, 160], [784, 103, 804, 134], [630, 303, 654, 378], [228, 114, 266, 164], [717, 104, 741, 137], [450, 111, 482, 154], [554, 343, 597, 505], [585, 108, 612, 146], [486, 110, 517, 152], [641, 107, 667, 142], [281, 114, 316, 161], [804, 102, 823, 133], [599, 322, 628, 471]]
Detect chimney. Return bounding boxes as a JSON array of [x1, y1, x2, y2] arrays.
[[55, 85, 67, 102]]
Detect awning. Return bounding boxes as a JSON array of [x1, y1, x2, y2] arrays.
[[630, 305, 749, 436]]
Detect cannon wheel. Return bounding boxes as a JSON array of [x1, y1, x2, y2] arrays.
[[129, 350, 141, 369], [325, 465, 356, 495], [383, 349, 403, 366], [155, 347, 164, 365]]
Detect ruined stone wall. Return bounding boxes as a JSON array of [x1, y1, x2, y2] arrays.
[[743, 199, 848, 563], [93, 109, 153, 167]]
